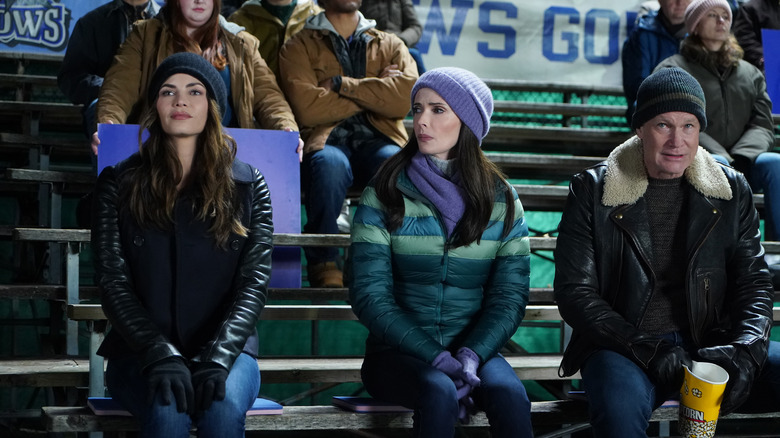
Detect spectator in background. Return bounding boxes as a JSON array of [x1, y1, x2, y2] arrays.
[[228, 0, 322, 79], [222, 0, 247, 16], [733, 0, 780, 72], [58, 0, 161, 156], [96, 0, 303, 160], [622, 0, 693, 126], [350, 67, 532, 437], [656, 0, 780, 248], [555, 67, 780, 437], [92, 52, 272, 438], [360, 0, 426, 75], [278, 0, 417, 288]]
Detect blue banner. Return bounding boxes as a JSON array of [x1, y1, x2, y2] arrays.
[[763, 28, 780, 115], [0, 0, 162, 55]]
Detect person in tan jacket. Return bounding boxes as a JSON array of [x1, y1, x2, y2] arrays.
[[279, 0, 417, 287], [228, 0, 322, 80], [96, 0, 303, 159]]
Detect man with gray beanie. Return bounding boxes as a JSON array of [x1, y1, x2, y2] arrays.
[[554, 66, 780, 437]]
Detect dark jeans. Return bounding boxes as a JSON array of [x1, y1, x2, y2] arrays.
[[361, 349, 533, 438], [302, 140, 400, 264], [581, 334, 780, 438], [105, 353, 260, 438]]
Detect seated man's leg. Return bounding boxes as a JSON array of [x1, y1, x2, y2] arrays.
[[749, 152, 780, 240], [476, 355, 533, 438], [408, 47, 426, 75], [105, 356, 191, 438], [353, 140, 401, 185], [581, 349, 656, 438], [362, 350, 459, 438], [302, 144, 353, 287], [196, 353, 261, 437]]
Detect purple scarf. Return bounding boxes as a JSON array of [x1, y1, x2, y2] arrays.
[[406, 152, 467, 238]]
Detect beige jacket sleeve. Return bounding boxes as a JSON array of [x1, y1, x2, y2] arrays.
[[338, 32, 417, 119], [278, 32, 363, 128], [96, 22, 152, 125]]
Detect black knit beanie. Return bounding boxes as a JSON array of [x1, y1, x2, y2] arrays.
[[147, 52, 227, 118], [632, 67, 707, 131]]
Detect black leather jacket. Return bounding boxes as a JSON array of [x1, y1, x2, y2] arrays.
[[92, 154, 274, 372], [554, 137, 773, 378]]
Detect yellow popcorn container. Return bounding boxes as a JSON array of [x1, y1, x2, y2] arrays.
[[678, 360, 730, 438]]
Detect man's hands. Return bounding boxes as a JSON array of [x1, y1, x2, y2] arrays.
[[647, 344, 692, 390], [380, 64, 403, 78], [697, 345, 759, 414]]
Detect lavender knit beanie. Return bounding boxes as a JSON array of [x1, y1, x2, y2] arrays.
[[411, 67, 493, 144], [684, 0, 732, 34]]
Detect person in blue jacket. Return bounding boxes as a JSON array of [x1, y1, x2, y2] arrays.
[[91, 52, 273, 438], [349, 67, 533, 437], [622, 0, 692, 126]]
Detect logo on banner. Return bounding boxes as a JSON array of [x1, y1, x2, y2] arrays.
[[0, 0, 70, 51]]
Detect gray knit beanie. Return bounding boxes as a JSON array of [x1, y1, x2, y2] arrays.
[[147, 52, 227, 118], [411, 67, 493, 144], [631, 67, 707, 131]]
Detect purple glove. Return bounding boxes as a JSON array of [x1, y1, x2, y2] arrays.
[[452, 378, 472, 400], [459, 395, 476, 424], [455, 347, 481, 388], [432, 350, 464, 380]]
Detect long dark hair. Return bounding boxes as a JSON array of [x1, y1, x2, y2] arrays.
[[123, 95, 247, 248], [162, 0, 227, 70], [373, 125, 515, 247], [681, 33, 743, 69]]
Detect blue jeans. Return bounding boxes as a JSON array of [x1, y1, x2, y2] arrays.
[[302, 141, 400, 264], [581, 337, 780, 438], [711, 152, 780, 240], [105, 353, 261, 438], [408, 47, 426, 75], [361, 350, 533, 438]]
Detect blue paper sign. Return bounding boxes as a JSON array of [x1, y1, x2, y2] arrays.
[[763, 28, 780, 115], [97, 123, 302, 287]]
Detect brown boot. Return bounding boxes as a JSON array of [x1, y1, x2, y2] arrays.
[[307, 262, 343, 288]]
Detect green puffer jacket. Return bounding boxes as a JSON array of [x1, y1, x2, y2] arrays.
[[348, 169, 530, 364]]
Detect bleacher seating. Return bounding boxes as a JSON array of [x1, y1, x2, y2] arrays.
[[3, 51, 780, 437]]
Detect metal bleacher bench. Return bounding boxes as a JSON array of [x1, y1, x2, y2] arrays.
[[1, 229, 568, 390]]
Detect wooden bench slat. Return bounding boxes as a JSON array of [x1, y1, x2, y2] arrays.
[[46, 400, 780, 433], [65, 303, 563, 323], [12, 228, 780, 255], [0, 354, 576, 387], [5, 168, 95, 184]]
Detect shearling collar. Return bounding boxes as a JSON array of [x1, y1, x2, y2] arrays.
[[602, 135, 732, 206]]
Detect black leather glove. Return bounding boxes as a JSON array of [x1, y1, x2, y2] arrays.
[[731, 155, 752, 179], [697, 345, 758, 415], [144, 357, 194, 413], [191, 362, 229, 412], [647, 344, 692, 390]]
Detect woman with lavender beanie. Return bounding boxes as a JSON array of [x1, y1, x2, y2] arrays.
[[348, 67, 533, 437]]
